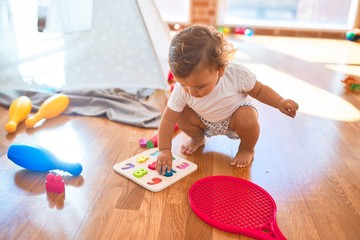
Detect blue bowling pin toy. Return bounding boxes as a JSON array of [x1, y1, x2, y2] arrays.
[[7, 143, 83, 176]]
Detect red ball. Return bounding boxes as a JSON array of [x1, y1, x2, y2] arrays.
[[234, 27, 246, 35]]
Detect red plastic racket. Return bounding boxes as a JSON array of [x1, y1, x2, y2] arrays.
[[189, 176, 286, 240]]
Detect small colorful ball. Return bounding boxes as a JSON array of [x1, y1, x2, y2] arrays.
[[223, 27, 231, 35], [234, 27, 246, 35], [244, 29, 254, 36]]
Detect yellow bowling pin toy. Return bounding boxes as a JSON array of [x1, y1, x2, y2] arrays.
[[5, 96, 32, 133], [25, 94, 70, 128]]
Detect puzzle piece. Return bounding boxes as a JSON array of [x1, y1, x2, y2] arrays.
[[113, 148, 198, 192], [139, 138, 147, 147], [146, 135, 158, 149], [147, 178, 162, 185], [137, 156, 149, 163], [121, 163, 135, 170], [133, 168, 148, 178], [150, 150, 160, 157], [150, 150, 175, 160], [148, 161, 157, 170], [176, 162, 190, 169], [45, 173, 65, 193], [163, 169, 177, 177]]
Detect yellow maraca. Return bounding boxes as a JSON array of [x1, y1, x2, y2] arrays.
[[25, 94, 70, 128], [5, 96, 32, 133]]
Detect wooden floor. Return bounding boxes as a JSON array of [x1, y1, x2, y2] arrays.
[[1, 36, 360, 240]]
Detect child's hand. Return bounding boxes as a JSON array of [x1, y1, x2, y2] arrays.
[[278, 99, 299, 118], [156, 149, 173, 175]]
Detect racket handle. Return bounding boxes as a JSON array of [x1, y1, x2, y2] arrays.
[[257, 222, 287, 240], [271, 222, 287, 240]]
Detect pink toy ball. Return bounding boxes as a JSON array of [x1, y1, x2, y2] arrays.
[[234, 27, 246, 35], [233, 27, 254, 36]]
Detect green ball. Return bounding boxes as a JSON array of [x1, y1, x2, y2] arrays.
[[346, 31, 356, 41]]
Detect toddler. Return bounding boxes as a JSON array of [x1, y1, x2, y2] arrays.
[[156, 25, 298, 174]]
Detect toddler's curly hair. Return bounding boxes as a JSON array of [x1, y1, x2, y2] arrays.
[[169, 24, 234, 78]]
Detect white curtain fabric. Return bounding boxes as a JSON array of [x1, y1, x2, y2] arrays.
[[44, 0, 93, 33], [0, 0, 170, 92]]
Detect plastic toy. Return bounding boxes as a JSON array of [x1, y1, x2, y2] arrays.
[[5, 96, 32, 133], [7, 143, 83, 176], [168, 71, 176, 93], [145, 124, 180, 149], [137, 156, 149, 163], [133, 168, 148, 178], [113, 148, 197, 192], [172, 23, 182, 31], [342, 76, 360, 93], [25, 94, 70, 128], [346, 28, 360, 42], [234, 27, 246, 34], [138, 138, 147, 147], [163, 168, 176, 177], [223, 27, 231, 35], [168, 71, 175, 85], [121, 163, 135, 170], [217, 26, 231, 35], [46, 173, 65, 193], [146, 134, 158, 149], [244, 28, 254, 36], [189, 176, 286, 239], [234, 27, 254, 36], [147, 178, 162, 185], [148, 161, 157, 170]]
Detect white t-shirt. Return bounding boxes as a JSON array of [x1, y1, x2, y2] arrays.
[[167, 63, 257, 123]]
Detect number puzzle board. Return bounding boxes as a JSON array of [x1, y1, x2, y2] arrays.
[[113, 148, 198, 192]]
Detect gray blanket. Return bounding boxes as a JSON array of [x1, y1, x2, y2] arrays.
[[0, 89, 161, 128]]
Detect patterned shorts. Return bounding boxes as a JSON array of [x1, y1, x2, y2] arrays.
[[198, 102, 257, 140]]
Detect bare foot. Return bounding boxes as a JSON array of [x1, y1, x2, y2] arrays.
[[181, 136, 205, 155], [230, 149, 254, 168]]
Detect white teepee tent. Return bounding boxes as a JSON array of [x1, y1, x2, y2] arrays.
[[0, 0, 171, 92]]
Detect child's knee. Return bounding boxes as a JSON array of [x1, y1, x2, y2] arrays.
[[230, 107, 259, 131], [178, 107, 205, 128]]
